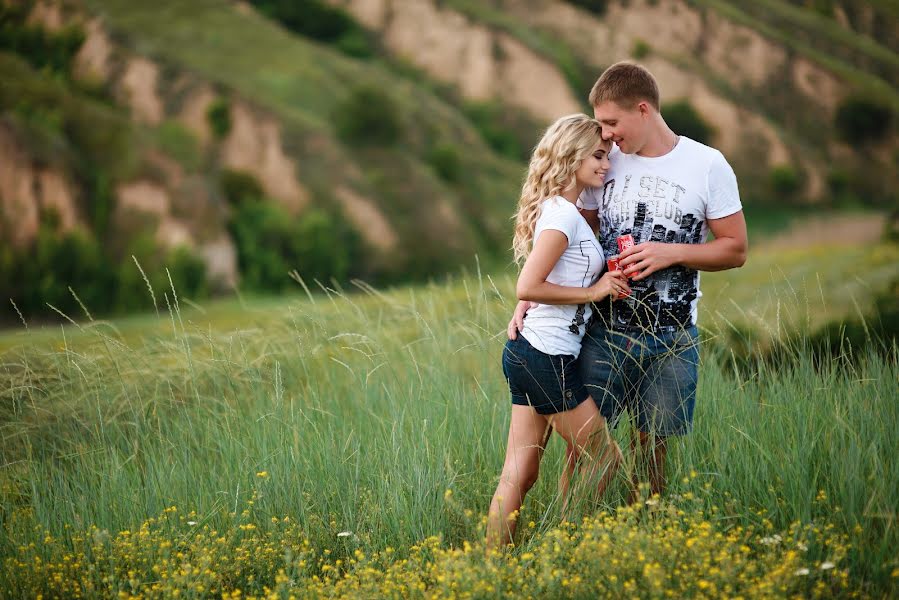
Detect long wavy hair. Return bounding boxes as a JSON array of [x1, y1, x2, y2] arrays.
[[512, 114, 604, 264]]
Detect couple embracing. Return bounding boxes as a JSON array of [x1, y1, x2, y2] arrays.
[[488, 62, 748, 547]]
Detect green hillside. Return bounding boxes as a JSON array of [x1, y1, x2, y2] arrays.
[[83, 0, 523, 258], [1, 0, 527, 321]]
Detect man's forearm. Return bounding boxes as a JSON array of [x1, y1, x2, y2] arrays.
[[673, 237, 746, 272]]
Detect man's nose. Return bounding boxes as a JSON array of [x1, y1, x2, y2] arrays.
[[601, 130, 613, 141]]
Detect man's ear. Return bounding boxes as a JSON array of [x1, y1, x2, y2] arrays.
[[637, 101, 652, 118]]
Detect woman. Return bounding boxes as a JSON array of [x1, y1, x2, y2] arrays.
[[487, 114, 628, 548]]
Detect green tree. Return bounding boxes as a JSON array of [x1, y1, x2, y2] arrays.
[[835, 97, 892, 144], [663, 101, 714, 145], [334, 86, 403, 146]]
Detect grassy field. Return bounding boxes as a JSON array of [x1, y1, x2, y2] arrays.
[[1, 232, 897, 597]]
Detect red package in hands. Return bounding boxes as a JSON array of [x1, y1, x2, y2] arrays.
[[617, 234, 635, 253], [607, 256, 630, 298], [616, 235, 641, 279]]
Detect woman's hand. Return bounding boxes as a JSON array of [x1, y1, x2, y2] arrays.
[[588, 270, 630, 301], [507, 300, 538, 340]]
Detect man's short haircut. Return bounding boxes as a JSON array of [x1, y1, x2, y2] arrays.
[[589, 62, 660, 111]]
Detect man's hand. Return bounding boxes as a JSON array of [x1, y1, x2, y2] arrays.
[[507, 300, 536, 340], [618, 242, 681, 281]]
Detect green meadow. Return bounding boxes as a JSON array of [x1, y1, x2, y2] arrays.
[[1, 230, 897, 598]]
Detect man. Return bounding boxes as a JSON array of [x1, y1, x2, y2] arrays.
[[509, 62, 747, 500]]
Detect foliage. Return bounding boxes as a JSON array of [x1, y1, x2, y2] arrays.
[[834, 96, 893, 143], [563, 0, 609, 16], [631, 39, 651, 59], [114, 235, 208, 313], [0, 3, 85, 74], [427, 143, 462, 183], [248, 0, 374, 58], [333, 85, 403, 146], [463, 101, 533, 162], [663, 101, 714, 145], [0, 223, 207, 319], [221, 169, 265, 206], [206, 97, 232, 139], [769, 165, 804, 198], [225, 174, 358, 290]]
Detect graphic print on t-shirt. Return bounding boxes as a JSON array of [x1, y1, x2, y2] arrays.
[[595, 175, 704, 333], [568, 240, 600, 334]]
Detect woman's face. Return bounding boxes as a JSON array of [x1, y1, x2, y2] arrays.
[[574, 140, 612, 189]]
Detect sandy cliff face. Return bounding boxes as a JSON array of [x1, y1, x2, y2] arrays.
[[330, 0, 582, 121], [0, 123, 81, 248], [329, 0, 871, 196], [220, 101, 309, 214]]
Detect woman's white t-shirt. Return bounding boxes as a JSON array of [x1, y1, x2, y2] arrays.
[[521, 197, 604, 357]]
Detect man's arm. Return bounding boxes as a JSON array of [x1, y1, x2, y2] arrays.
[[579, 208, 600, 234], [618, 210, 747, 281]]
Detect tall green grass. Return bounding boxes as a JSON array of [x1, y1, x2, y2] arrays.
[[0, 245, 897, 594]]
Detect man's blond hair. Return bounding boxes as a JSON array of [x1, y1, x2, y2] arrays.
[[588, 62, 660, 110]]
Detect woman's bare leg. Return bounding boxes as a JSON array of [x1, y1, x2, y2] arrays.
[[487, 405, 551, 549], [553, 396, 622, 515]]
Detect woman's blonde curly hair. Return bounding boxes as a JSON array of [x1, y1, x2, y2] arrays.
[[512, 114, 605, 264]]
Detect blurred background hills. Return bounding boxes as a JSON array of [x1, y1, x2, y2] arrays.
[[1, 0, 897, 321]]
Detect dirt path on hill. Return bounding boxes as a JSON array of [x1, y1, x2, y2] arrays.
[[762, 213, 886, 249]]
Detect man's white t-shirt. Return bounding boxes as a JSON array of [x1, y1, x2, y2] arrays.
[[521, 197, 604, 357], [579, 136, 741, 333]]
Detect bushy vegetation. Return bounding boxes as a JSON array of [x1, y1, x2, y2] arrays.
[[247, 0, 374, 58], [769, 164, 804, 198], [427, 142, 462, 183], [563, 0, 609, 16], [0, 223, 207, 320], [333, 85, 403, 146], [834, 96, 893, 143], [223, 171, 360, 291], [0, 3, 84, 73], [206, 97, 231, 139], [631, 39, 651, 60], [463, 101, 537, 162], [663, 101, 714, 145]]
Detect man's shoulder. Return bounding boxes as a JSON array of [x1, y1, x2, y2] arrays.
[[678, 136, 729, 167]]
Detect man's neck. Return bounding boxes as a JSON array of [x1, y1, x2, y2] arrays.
[[636, 119, 679, 158]]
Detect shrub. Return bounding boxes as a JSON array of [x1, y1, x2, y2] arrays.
[[662, 101, 714, 145], [564, 0, 609, 16], [631, 39, 651, 59], [0, 5, 85, 74], [427, 143, 462, 183], [335, 30, 373, 59], [221, 170, 265, 206], [207, 98, 231, 139], [228, 202, 357, 291], [463, 102, 530, 161], [1, 224, 114, 319], [769, 165, 803, 198], [115, 235, 208, 312], [834, 96, 892, 143], [248, 0, 374, 58], [334, 85, 402, 145]]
